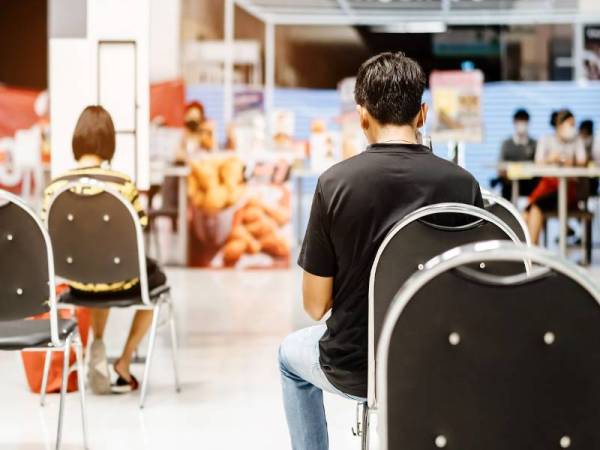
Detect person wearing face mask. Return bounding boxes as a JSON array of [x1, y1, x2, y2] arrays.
[[580, 120, 598, 195], [494, 109, 538, 199], [523, 109, 587, 245], [177, 101, 215, 162], [278, 52, 483, 450]]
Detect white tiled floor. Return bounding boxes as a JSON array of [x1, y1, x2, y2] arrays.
[[0, 268, 361, 450]]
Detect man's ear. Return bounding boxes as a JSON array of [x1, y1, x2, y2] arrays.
[[357, 105, 370, 131], [417, 103, 428, 128]]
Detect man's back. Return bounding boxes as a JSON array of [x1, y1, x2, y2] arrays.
[[299, 143, 483, 397]]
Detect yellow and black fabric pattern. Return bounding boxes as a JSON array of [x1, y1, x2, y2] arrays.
[[41, 165, 147, 293]]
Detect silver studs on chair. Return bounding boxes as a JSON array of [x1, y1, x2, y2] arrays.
[[16, 288, 23, 296], [67, 214, 74, 222], [479, 262, 486, 269], [103, 214, 110, 222], [560, 435, 571, 448], [6, 234, 13, 241], [66, 257, 73, 264], [544, 332, 555, 345], [448, 332, 461, 346], [435, 435, 447, 448], [114, 257, 121, 264], [417, 264, 424, 270]]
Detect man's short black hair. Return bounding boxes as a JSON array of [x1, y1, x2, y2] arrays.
[[580, 119, 594, 135], [354, 51, 426, 126], [513, 109, 530, 121]]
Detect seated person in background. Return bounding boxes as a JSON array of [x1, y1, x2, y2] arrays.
[[278, 52, 483, 450], [524, 109, 587, 245], [42, 105, 167, 394], [493, 108, 538, 200]]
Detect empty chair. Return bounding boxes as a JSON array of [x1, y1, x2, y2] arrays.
[[482, 189, 532, 245], [45, 178, 180, 408], [0, 189, 87, 450], [376, 241, 600, 450]]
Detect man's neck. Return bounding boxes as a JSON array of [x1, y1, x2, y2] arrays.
[[371, 125, 418, 145]]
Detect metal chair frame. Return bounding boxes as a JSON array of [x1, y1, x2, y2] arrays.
[[375, 240, 600, 450], [44, 178, 181, 408], [482, 189, 532, 246], [0, 189, 88, 450], [360, 203, 526, 448]]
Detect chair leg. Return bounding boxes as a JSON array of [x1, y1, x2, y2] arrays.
[[74, 336, 89, 449], [40, 348, 52, 406], [361, 402, 369, 450], [153, 225, 162, 265], [55, 334, 73, 450], [140, 302, 162, 409], [586, 218, 593, 264], [168, 299, 182, 393]]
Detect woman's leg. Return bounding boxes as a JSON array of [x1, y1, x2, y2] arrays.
[[526, 204, 544, 245], [91, 308, 110, 339], [114, 310, 154, 380], [88, 308, 112, 394]]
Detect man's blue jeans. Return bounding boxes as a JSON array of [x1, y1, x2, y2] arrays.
[[278, 325, 365, 450]]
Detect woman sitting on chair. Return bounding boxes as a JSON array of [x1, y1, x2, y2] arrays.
[[524, 109, 588, 245], [42, 105, 166, 394]]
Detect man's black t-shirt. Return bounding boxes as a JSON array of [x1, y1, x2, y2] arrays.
[[298, 143, 483, 398]]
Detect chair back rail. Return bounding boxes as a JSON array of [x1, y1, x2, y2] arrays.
[[482, 189, 531, 246], [368, 203, 525, 404], [46, 179, 150, 305]]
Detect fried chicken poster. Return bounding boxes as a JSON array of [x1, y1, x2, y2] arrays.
[[187, 154, 292, 268]]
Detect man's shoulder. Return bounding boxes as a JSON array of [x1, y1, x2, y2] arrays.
[[317, 152, 370, 190]]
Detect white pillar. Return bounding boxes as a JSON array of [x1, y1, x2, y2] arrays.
[[224, 0, 235, 125], [573, 21, 585, 82], [265, 21, 275, 137]]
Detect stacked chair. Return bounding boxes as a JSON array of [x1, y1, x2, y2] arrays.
[[0, 189, 88, 450], [358, 198, 531, 448]]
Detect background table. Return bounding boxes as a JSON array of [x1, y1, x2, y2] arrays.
[[503, 162, 600, 256], [150, 163, 190, 265]]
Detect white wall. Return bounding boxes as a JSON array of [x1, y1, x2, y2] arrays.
[[150, 0, 181, 82], [50, 0, 151, 189]]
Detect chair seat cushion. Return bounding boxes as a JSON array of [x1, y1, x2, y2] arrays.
[[59, 284, 170, 308], [0, 319, 77, 350]]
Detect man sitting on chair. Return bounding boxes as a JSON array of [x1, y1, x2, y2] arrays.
[[278, 52, 483, 450]]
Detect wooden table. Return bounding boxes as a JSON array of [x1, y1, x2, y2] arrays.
[[503, 162, 600, 256]]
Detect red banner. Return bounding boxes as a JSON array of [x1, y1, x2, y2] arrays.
[[0, 86, 40, 138]]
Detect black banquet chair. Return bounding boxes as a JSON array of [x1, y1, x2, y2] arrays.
[[482, 189, 532, 245], [362, 203, 526, 448], [45, 178, 181, 408], [376, 241, 600, 450], [0, 189, 87, 450]]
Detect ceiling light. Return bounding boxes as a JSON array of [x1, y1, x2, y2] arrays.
[[371, 22, 448, 34]]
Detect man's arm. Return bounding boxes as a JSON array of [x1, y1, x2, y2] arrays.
[[302, 271, 333, 321]]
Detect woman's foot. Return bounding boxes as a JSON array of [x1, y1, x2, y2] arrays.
[[87, 340, 112, 395], [111, 359, 139, 394]]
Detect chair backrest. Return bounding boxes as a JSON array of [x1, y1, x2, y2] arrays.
[[0, 190, 59, 342], [368, 203, 524, 403], [46, 179, 149, 302], [377, 241, 600, 450], [482, 189, 531, 245]]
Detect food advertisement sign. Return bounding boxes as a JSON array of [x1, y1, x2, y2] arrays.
[[187, 153, 292, 269], [429, 70, 484, 143]]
